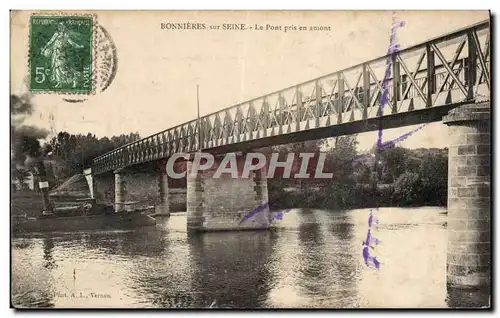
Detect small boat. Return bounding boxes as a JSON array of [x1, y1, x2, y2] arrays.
[[12, 199, 156, 234]]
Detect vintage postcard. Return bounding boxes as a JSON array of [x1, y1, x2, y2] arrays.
[[10, 10, 491, 309]]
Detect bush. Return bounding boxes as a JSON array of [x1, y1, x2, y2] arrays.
[[392, 172, 421, 206]]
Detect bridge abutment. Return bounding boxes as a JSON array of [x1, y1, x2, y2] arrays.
[[186, 153, 270, 232], [93, 161, 186, 215], [94, 171, 115, 205], [443, 103, 490, 291]]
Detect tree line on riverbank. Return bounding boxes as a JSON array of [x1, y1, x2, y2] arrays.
[[11, 93, 141, 191], [46, 131, 141, 181], [11, 94, 447, 209], [265, 136, 448, 210], [12, 131, 141, 190]]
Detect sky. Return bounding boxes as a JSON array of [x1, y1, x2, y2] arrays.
[[10, 10, 489, 151]]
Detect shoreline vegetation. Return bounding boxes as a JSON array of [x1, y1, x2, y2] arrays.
[[11, 94, 448, 215], [12, 125, 448, 215], [264, 137, 448, 211]]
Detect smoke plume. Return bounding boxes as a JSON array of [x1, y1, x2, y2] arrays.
[[10, 93, 49, 168]]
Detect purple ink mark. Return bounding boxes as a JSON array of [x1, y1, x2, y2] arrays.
[[338, 122, 426, 169], [368, 211, 379, 229], [377, 16, 404, 151], [267, 208, 291, 223], [240, 203, 291, 225], [362, 246, 381, 271], [363, 14, 405, 270], [362, 245, 370, 264], [364, 229, 372, 247], [363, 229, 382, 249], [379, 123, 428, 152], [239, 202, 269, 225]]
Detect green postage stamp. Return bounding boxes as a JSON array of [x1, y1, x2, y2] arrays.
[[29, 14, 95, 94]]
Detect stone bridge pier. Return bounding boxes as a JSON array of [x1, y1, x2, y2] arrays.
[[92, 160, 187, 215], [443, 103, 491, 293], [93, 170, 115, 205], [186, 152, 270, 232]]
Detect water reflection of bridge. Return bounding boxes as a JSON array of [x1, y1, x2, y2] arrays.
[[11, 207, 491, 308]]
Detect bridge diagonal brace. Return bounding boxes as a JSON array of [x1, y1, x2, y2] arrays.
[[179, 127, 186, 152], [316, 82, 329, 117], [475, 32, 490, 96], [159, 133, 166, 156], [254, 103, 266, 131], [280, 93, 293, 126], [287, 90, 297, 125], [472, 30, 490, 89], [269, 97, 281, 127], [246, 102, 256, 133], [319, 81, 337, 116], [324, 80, 338, 116], [401, 51, 426, 100], [235, 106, 244, 135], [396, 55, 428, 105], [430, 43, 468, 98], [341, 72, 364, 112], [196, 120, 203, 149], [303, 86, 317, 121], [224, 109, 235, 141], [343, 93, 354, 115], [369, 83, 382, 109], [432, 37, 466, 100], [370, 89, 381, 109], [366, 64, 393, 111], [433, 67, 462, 105], [214, 113, 223, 140], [207, 121, 215, 145]]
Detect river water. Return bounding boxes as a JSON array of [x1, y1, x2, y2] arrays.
[[11, 207, 489, 308]]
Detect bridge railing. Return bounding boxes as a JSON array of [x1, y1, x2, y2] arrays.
[[93, 20, 489, 175]]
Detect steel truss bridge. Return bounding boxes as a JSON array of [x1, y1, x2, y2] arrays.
[[93, 20, 490, 175]]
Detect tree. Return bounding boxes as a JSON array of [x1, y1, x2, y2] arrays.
[[419, 152, 448, 206], [48, 131, 141, 180], [325, 135, 359, 184], [392, 172, 421, 206], [354, 163, 372, 185], [378, 146, 412, 183]]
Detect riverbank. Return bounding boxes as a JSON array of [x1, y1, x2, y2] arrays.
[[268, 183, 447, 211]]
